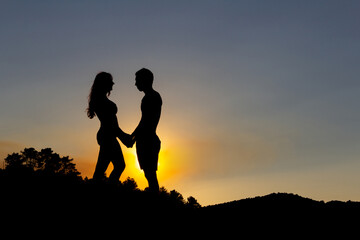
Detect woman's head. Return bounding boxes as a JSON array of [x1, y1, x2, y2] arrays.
[[87, 72, 114, 119], [92, 72, 114, 95]]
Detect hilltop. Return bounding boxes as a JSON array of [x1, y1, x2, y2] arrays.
[[2, 168, 360, 218], [1, 172, 359, 237], [1, 147, 359, 236], [205, 192, 360, 211]]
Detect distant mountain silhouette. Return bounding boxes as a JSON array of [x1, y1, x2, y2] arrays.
[[199, 192, 360, 237], [205, 192, 360, 211]]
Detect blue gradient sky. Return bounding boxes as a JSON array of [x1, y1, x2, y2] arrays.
[[1, 0, 360, 205]]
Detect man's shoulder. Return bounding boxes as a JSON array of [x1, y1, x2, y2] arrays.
[[145, 90, 162, 104], [154, 91, 162, 105], [153, 90, 162, 101]]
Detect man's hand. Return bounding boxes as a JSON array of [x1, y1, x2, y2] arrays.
[[123, 134, 135, 148]]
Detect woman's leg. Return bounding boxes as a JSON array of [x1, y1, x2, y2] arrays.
[[109, 158, 125, 182], [93, 147, 110, 180], [108, 140, 125, 182]]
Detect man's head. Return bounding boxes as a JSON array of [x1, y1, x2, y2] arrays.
[[135, 68, 154, 92]]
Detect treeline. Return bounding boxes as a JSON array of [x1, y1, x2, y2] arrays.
[[0, 147, 201, 217], [3, 147, 80, 177]]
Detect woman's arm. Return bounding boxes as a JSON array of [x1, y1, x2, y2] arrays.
[[113, 116, 133, 148]]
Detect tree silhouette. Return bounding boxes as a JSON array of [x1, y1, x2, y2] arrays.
[[187, 196, 201, 209], [4, 147, 80, 177]]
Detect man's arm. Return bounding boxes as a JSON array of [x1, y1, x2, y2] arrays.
[[131, 115, 145, 141]]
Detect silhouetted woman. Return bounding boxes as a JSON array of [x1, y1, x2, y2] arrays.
[[87, 72, 130, 182]]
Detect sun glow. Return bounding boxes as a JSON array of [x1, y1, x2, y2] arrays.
[[96, 130, 185, 190], [120, 140, 179, 189], [128, 147, 141, 171]]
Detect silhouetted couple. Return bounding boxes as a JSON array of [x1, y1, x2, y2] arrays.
[[87, 68, 162, 192]]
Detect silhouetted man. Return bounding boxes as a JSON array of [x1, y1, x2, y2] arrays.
[[131, 68, 162, 192]]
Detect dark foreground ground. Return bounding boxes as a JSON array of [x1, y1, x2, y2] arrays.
[[1, 172, 359, 237]]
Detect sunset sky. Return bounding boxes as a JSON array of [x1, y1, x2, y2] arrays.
[[1, 0, 360, 205]]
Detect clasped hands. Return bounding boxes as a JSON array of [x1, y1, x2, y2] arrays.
[[122, 134, 135, 148]]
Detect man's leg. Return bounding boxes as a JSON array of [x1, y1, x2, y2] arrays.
[[144, 170, 159, 192]]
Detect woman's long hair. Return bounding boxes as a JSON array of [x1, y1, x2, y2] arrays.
[[87, 72, 113, 119]]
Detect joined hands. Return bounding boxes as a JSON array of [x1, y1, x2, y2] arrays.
[[123, 134, 135, 148]]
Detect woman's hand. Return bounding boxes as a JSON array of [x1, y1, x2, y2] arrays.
[[122, 134, 135, 148]]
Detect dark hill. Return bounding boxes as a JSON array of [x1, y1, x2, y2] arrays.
[[1, 170, 360, 236], [199, 192, 360, 235], [2, 148, 359, 236], [204, 192, 360, 212]]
